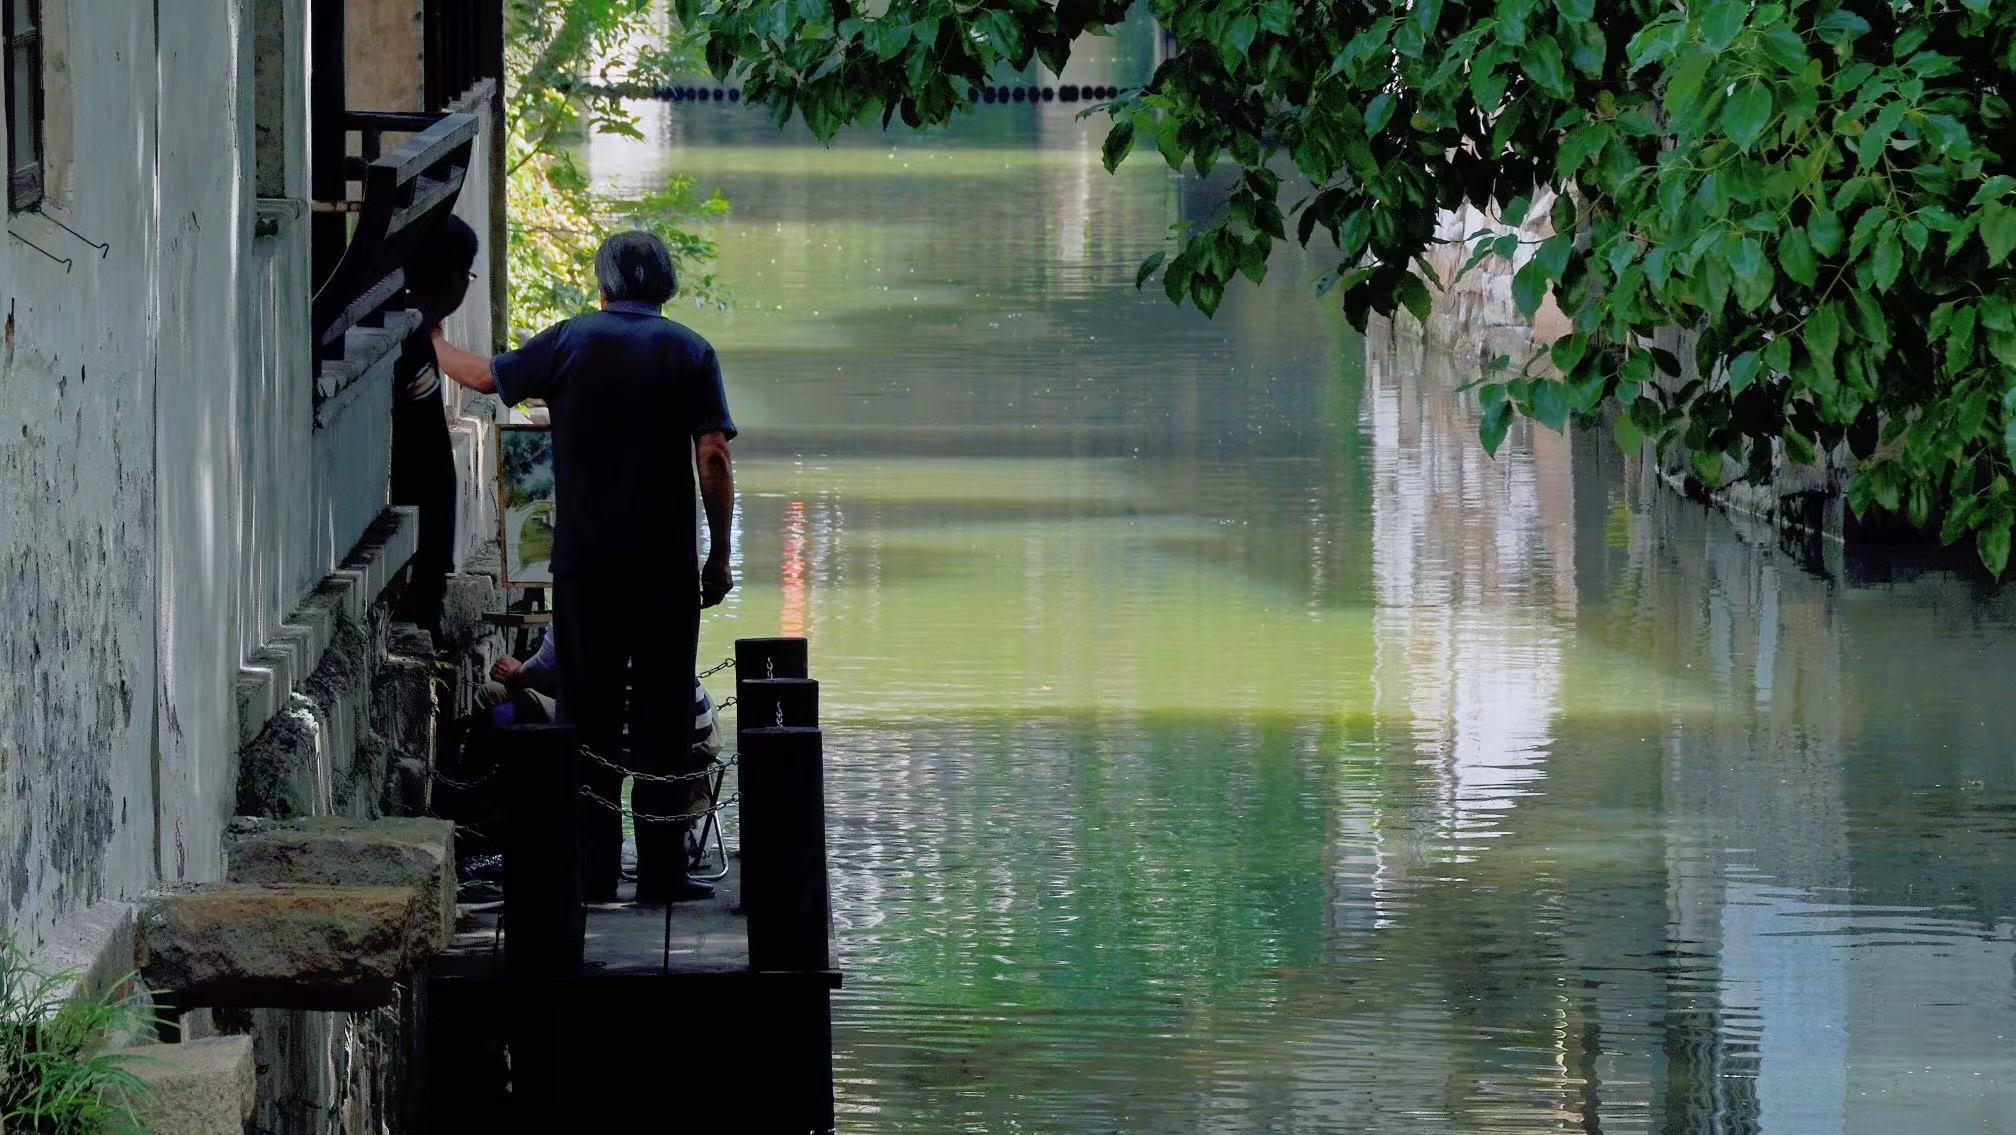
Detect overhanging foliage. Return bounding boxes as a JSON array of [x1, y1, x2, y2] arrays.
[[689, 0, 2016, 574]]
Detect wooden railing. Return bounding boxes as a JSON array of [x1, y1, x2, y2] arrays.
[[423, 0, 504, 111], [309, 110, 478, 376]]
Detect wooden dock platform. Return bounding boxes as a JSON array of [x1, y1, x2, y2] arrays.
[[423, 858, 838, 1131], [437, 860, 792, 978], [422, 639, 836, 1131]]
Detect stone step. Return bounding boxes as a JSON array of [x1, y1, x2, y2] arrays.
[[225, 815, 456, 946], [117, 1035, 256, 1135], [137, 883, 428, 1011]]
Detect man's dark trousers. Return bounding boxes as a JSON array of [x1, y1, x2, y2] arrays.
[[389, 390, 456, 636], [553, 573, 700, 902]]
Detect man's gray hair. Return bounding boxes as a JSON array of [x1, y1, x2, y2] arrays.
[[594, 230, 679, 307]]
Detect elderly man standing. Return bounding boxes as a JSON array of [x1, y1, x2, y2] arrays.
[[432, 231, 737, 904]]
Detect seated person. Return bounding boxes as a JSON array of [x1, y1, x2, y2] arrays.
[[483, 629, 723, 761], [481, 628, 558, 726]]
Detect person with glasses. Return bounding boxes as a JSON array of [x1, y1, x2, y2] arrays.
[[392, 215, 482, 638]]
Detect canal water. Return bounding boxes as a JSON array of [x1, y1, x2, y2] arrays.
[[589, 56, 2016, 1135]]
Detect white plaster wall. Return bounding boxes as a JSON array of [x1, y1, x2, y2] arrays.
[[152, 0, 254, 887], [0, 4, 163, 945], [240, 0, 317, 665], [443, 88, 501, 572]]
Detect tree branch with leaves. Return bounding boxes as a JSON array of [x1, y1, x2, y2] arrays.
[[689, 0, 2016, 575], [507, 0, 729, 341]]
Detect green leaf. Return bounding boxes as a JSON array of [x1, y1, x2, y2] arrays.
[[1728, 350, 1762, 393], [1135, 251, 1165, 290], [1500, 195, 1532, 227], [1365, 93, 1397, 137], [1783, 430, 1816, 467], [1396, 272, 1434, 325], [1556, 0, 1595, 18], [1757, 27, 1807, 71], [1722, 80, 1774, 150], [1945, 305, 1978, 376], [1972, 175, 2016, 206], [1764, 334, 1793, 375], [1479, 383, 1513, 455], [1512, 260, 1549, 318], [1700, 0, 1747, 52], [1729, 236, 1774, 311], [1871, 229, 1904, 292], [1816, 9, 1873, 46], [1778, 228, 1817, 288], [1664, 53, 1712, 117], [1614, 412, 1645, 453], [1227, 13, 1259, 57], [1519, 35, 1568, 95], [1102, 120, 1136, 173], [1982, 204, 2016, 266], [1532, 379, 1571, 431], [1804, 303, 1840, 371], [1556, 123, 1612, 178], [1981, 294, 2015, 334], [1690, 447, 1725, 488], [1979, 519, 2012, 577], [1807, 209, 1844, 257]]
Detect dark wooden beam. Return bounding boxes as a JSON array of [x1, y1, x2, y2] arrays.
[[309, 0, 346, 288]]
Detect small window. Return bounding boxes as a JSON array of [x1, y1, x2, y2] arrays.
[[4, 0, 43, 212]]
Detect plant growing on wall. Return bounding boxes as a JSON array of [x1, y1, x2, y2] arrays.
[[0, 939, 153, 1133], [688, 0, 2016, 574], [507, 0, 729, 342]]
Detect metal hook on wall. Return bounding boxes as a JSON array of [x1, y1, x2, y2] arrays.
[[41, 213, 109, 259], [7, 230, 72, 272]]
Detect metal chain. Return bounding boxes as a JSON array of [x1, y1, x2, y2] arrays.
[[577, 744, 728, 785], [576, 787, 739, 826], [432, 769, 498, 792], [433, 749, 737, 793], [699, 656, 735, 679]]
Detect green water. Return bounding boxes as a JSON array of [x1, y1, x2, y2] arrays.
[[589, 86, 2016, 1134]]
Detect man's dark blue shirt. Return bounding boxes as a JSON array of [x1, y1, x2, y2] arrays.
[[492, 301, 735, 580]]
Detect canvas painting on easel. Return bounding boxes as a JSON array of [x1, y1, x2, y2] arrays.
[[497, 424, 557, 588]]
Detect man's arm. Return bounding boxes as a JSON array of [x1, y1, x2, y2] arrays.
[[698, 430, 735, 608], [430, 327, 496, 394]]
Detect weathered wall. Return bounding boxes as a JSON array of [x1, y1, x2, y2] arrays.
[[154, 0, 255, 893], [242, 0, 318, 664], [443, 84, 503, 573], [345, 0, 425, 113], [0, 3, 163, 947]]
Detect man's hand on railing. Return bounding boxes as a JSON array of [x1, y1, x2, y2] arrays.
[[431, 326, 496, 394]]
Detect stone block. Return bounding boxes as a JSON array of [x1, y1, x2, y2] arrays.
[[387, 620, 433, 658], [33, 900, 140, 1012], [225, 817, 456, 949], [372, 650, 437, 771], [137, 884, 425, 1011], [237, 693, 330, 819], [439, 571, 502, 651], [121, 1035, 256, 1135]]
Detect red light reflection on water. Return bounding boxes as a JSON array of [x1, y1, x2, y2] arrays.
[[779, 499, 809, 639]]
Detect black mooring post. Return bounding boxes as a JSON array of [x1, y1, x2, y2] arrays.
[[738, 726, 831, 972], [739, 677, 820, 730], [501, 724, 584, 976], [736, 636, 809, 689]]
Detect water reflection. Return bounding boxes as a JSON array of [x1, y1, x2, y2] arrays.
[[593, 76, 2016, 1134]]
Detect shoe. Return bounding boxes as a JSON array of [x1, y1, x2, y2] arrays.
[[634, 878, 715, 905]]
